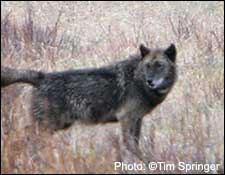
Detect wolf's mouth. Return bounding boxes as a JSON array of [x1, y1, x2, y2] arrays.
[[146, 78, 164, 89], [145, 81, 170, 94], [156, 87, 170, 94]]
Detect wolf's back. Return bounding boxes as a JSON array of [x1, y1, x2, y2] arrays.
[[1, 67, 44, 87]]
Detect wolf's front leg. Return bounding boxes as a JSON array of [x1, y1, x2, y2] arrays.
[[120, 115, 145, 162]]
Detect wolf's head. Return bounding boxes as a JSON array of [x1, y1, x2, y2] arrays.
[[135, 44, 177, 96]]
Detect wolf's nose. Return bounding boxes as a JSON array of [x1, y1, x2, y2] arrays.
[[147, 79, 155, 88]]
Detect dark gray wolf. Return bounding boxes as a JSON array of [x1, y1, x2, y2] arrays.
[[1, 44, 177, 160]]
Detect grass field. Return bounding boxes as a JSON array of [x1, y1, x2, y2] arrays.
[[1, 1, 224, 174]]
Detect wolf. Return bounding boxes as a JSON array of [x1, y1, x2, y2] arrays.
[[1, 44, 177, 160]]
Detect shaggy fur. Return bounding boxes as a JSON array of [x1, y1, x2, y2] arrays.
[[1, 44, 177, 160]]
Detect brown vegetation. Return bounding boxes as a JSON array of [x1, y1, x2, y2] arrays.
[[1, 2, 224, 174]]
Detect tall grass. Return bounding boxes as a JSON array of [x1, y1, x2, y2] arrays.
[[1, 2, 224, 174]]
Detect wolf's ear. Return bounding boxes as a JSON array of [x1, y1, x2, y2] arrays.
[[140, 44, 150, 58], [165, 44, 176, 62]]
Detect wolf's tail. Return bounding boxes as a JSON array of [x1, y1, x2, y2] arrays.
[[1, 67, 44, 88]]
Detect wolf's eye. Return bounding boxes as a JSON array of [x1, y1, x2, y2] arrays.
[[146, 63, 151, 69]]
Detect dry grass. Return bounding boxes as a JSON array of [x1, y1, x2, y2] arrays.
[[1, 2, 224, 174]]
